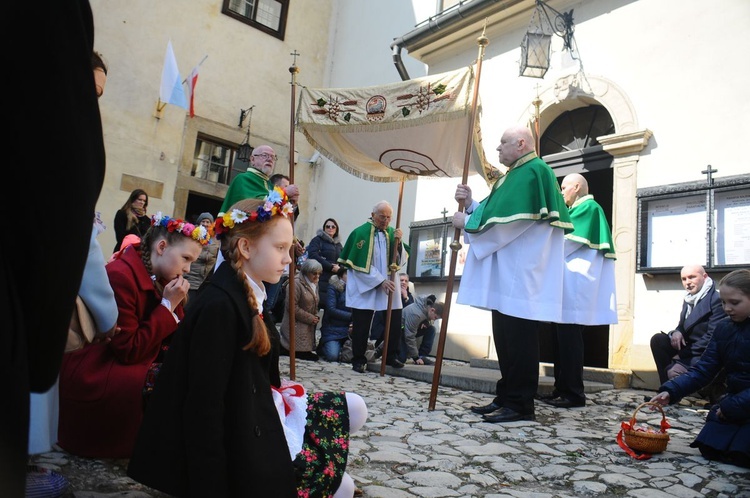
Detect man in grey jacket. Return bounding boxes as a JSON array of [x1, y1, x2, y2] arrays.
[[398, 295, 444, 365]]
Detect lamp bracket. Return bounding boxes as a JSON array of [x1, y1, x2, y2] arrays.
[[239, 105, 255, 128], [536, 0, 575, 51]]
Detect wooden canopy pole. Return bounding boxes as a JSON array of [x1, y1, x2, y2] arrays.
[[532, 87, 542, 155], [429, 25, 489, 410], [287, 50, 300, 380], [378, 178, 406, 376]]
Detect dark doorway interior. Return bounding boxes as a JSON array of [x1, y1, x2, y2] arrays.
[[185, 192, 223, 224], [539, 104, 615, 368]]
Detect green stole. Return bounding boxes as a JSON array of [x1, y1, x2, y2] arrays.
[[338, 222, 409, 273], [464, 152, 573, 234], [567, 195, 616, 259], [220, 167, 272, 212]]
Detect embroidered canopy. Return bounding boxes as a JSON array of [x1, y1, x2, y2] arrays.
[[296, 66, 498, 184]]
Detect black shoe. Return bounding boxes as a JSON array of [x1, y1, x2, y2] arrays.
[[352, 363, 366, 373], [535, 391, 558, 401], [420, 356, 434, 365], [386, 358, 404, 369], [482, 407, 535, 423], [470, 401, 502, 415], [296, 351, 319, 362], [542, 396, 585, 408]]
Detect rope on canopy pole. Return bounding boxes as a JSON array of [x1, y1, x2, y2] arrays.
[[428, 23, 489, 411], [287, 50, 300, 380], [379, 178, 406, 376]]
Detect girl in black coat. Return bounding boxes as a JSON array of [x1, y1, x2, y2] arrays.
[[650, 269, 750, 469], [127, 192, 367, 497]]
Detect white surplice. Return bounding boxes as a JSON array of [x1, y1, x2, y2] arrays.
[[346, 230, 405, 311], [559, 240, 618, 325], [457, 208, 567, 323]]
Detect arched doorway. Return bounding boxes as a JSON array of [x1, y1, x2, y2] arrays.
[[538, 104, 614, 368]]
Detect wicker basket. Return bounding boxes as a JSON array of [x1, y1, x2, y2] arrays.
[[623, 402, 670, 454]]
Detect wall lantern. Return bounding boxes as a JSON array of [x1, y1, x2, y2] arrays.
[[237, 105, 255, 162], [520, 0, 576, 78]]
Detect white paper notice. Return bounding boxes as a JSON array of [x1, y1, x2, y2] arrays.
[[714, 188, 750, 265], [647, 194, 707, 268]]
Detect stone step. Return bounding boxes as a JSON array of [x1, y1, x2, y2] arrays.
[[368, 358, 625, 396], [470, 358, 633, 389]]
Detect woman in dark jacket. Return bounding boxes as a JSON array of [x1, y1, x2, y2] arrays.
[[318, 269, 352, 362], [306, 218, 343, 304], [650, 269, 750, 468], [113, 189, 151, 253]]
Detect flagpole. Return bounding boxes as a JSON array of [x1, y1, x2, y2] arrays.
[[378, 177, 405, 376], [182, 54, 209, 84], [287, 50, 300, 380], [428, 24, 489, 411]]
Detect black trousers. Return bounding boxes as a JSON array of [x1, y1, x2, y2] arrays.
[[650, 332, 679, 385], [552, 323, 586, 403], [491, 311, 540, 414], [351, 308, 402, 367]]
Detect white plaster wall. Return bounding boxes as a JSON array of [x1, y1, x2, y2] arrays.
[[381, 0, 750, 366], [301, 0, 431, 245]]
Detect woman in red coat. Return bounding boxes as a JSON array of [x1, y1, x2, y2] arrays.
[[58, 213, 211, 458]]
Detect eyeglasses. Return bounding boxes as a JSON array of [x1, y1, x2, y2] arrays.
[[324, 224, 337, 229], [253, 152, 277, 161]]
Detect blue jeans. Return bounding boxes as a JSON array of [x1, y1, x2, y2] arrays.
[[265, 280, 282, 310], [318, 339, 345, 362]]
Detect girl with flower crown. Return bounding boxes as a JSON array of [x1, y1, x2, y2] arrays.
[[128, 188, 368, 498], [58, 214, 211, 459]]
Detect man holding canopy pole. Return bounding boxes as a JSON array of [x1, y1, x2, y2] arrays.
[[338, 201, 409, 373], [452, 125, 573, 423]]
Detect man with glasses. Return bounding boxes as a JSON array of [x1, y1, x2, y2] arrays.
[[220, 144, 300, 212], [338, 201, 409, 373]]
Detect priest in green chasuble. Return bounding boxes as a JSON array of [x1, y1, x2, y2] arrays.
[[338, 201, 409, 373], [540, 173, 617, 409], [453, 126, 572, 424], [220, 144, 299, 211]]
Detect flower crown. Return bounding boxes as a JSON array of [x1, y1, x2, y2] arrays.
[[151, 212, 212, 246], [214, 187, 294, 239]]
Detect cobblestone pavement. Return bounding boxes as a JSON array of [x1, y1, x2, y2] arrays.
[[31, 358, 750, 497]]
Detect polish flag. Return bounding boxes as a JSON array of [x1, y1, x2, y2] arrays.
[[186, 65, 199, 118]]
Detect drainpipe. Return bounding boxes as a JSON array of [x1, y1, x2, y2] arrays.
[[390, 0, 521, 81]]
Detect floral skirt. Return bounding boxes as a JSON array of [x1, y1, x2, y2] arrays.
[[293, 391, 350, 497]]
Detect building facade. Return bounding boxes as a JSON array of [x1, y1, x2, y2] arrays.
[[91, 0, 749, 389]]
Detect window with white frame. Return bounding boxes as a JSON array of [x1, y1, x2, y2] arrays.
[[222, 0, 288, 40]]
